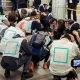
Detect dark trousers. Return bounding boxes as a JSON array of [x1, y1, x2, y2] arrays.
[[47, 61, 78, 80], [11, 0, 17, 11], [53, 70, 78, 80], [18, 4, 27, 9], [0, 7, 3, 14], [32, 47, 50, 65], [1, 55, 32, 73], [67, 3, 77, 21]]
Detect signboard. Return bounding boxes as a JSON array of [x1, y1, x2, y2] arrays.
[[4, 41, 18, 55], [52, 47, 69, 64]]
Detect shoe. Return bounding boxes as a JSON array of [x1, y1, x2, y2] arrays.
[[4, 70, 10, 78], [29, 62, 34, 72], [21, 72, 33, 80], [43, 63, 47, 69], [34, 63, 39, 69]]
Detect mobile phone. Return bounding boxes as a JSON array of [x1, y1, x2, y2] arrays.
[[72, 59, 80, 67]]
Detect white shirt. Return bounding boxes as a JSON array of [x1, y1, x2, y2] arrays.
[[0, 26, 25, 54], [69, 0, 72, 3], [2, 26, 25, 40], [49, 38, 80, 76]]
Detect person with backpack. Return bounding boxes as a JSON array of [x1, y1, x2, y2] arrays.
[[29, 28, 51, 71]]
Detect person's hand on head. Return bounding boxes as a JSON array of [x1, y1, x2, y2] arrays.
[[72, 30, 79, 38], [60, 35, 64, 39], [69, 34, 75, 42], [48, 32, 53, 37]]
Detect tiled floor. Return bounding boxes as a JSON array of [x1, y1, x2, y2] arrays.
[[0, 58, 53, 80], [0, 57, 80, 80]]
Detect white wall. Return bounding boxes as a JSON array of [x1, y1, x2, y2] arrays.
[[41, 0, 50, 4]]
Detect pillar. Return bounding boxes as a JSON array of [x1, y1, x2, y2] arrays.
[[52, 0, 66, 19]]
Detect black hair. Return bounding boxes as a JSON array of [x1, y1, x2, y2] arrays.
[[71, 23, 80, 31], [48, 6, 52, 13], [21, 9, 27, 14], [31, 10, 37, 16], [63, 33, 72, 41], [64, 19, 74, 25], [49, 18, 57, 24], [8, 12, 17, 23], [58, 19, 65, 29]]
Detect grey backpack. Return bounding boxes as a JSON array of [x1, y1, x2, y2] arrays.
[[32, 31, 48, 48]]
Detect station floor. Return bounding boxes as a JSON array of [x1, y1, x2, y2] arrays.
[[0, 3, 80, 80], [0, 56, 53, 80], [0, 55, 80, 80]]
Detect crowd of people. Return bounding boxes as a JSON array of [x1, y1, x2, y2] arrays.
[[0, 0, 80, 80]]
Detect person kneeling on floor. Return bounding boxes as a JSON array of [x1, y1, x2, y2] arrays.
[[1, 36, 33, 80], [29, 28, 52, 71], [49, 33, 80, 80]]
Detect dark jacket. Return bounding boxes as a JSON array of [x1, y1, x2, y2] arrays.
[[31, 21, 42, 31], [49, 0, 52, 6], [18, 0, 27, 5], [68, 0, 79, 3], [20, 39, 32, 56], [33, 0, 41, 6], [70, 23, 80, 33], [0, 0, 2, 7]]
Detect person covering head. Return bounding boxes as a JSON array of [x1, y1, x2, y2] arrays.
[[21, 8, 27, 18], [64, 19, 74, 25], [8, 12, 17, 23], [16, 19, 32, 34], [49, 33, 79, 79], [8, 12, 18, 26]]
